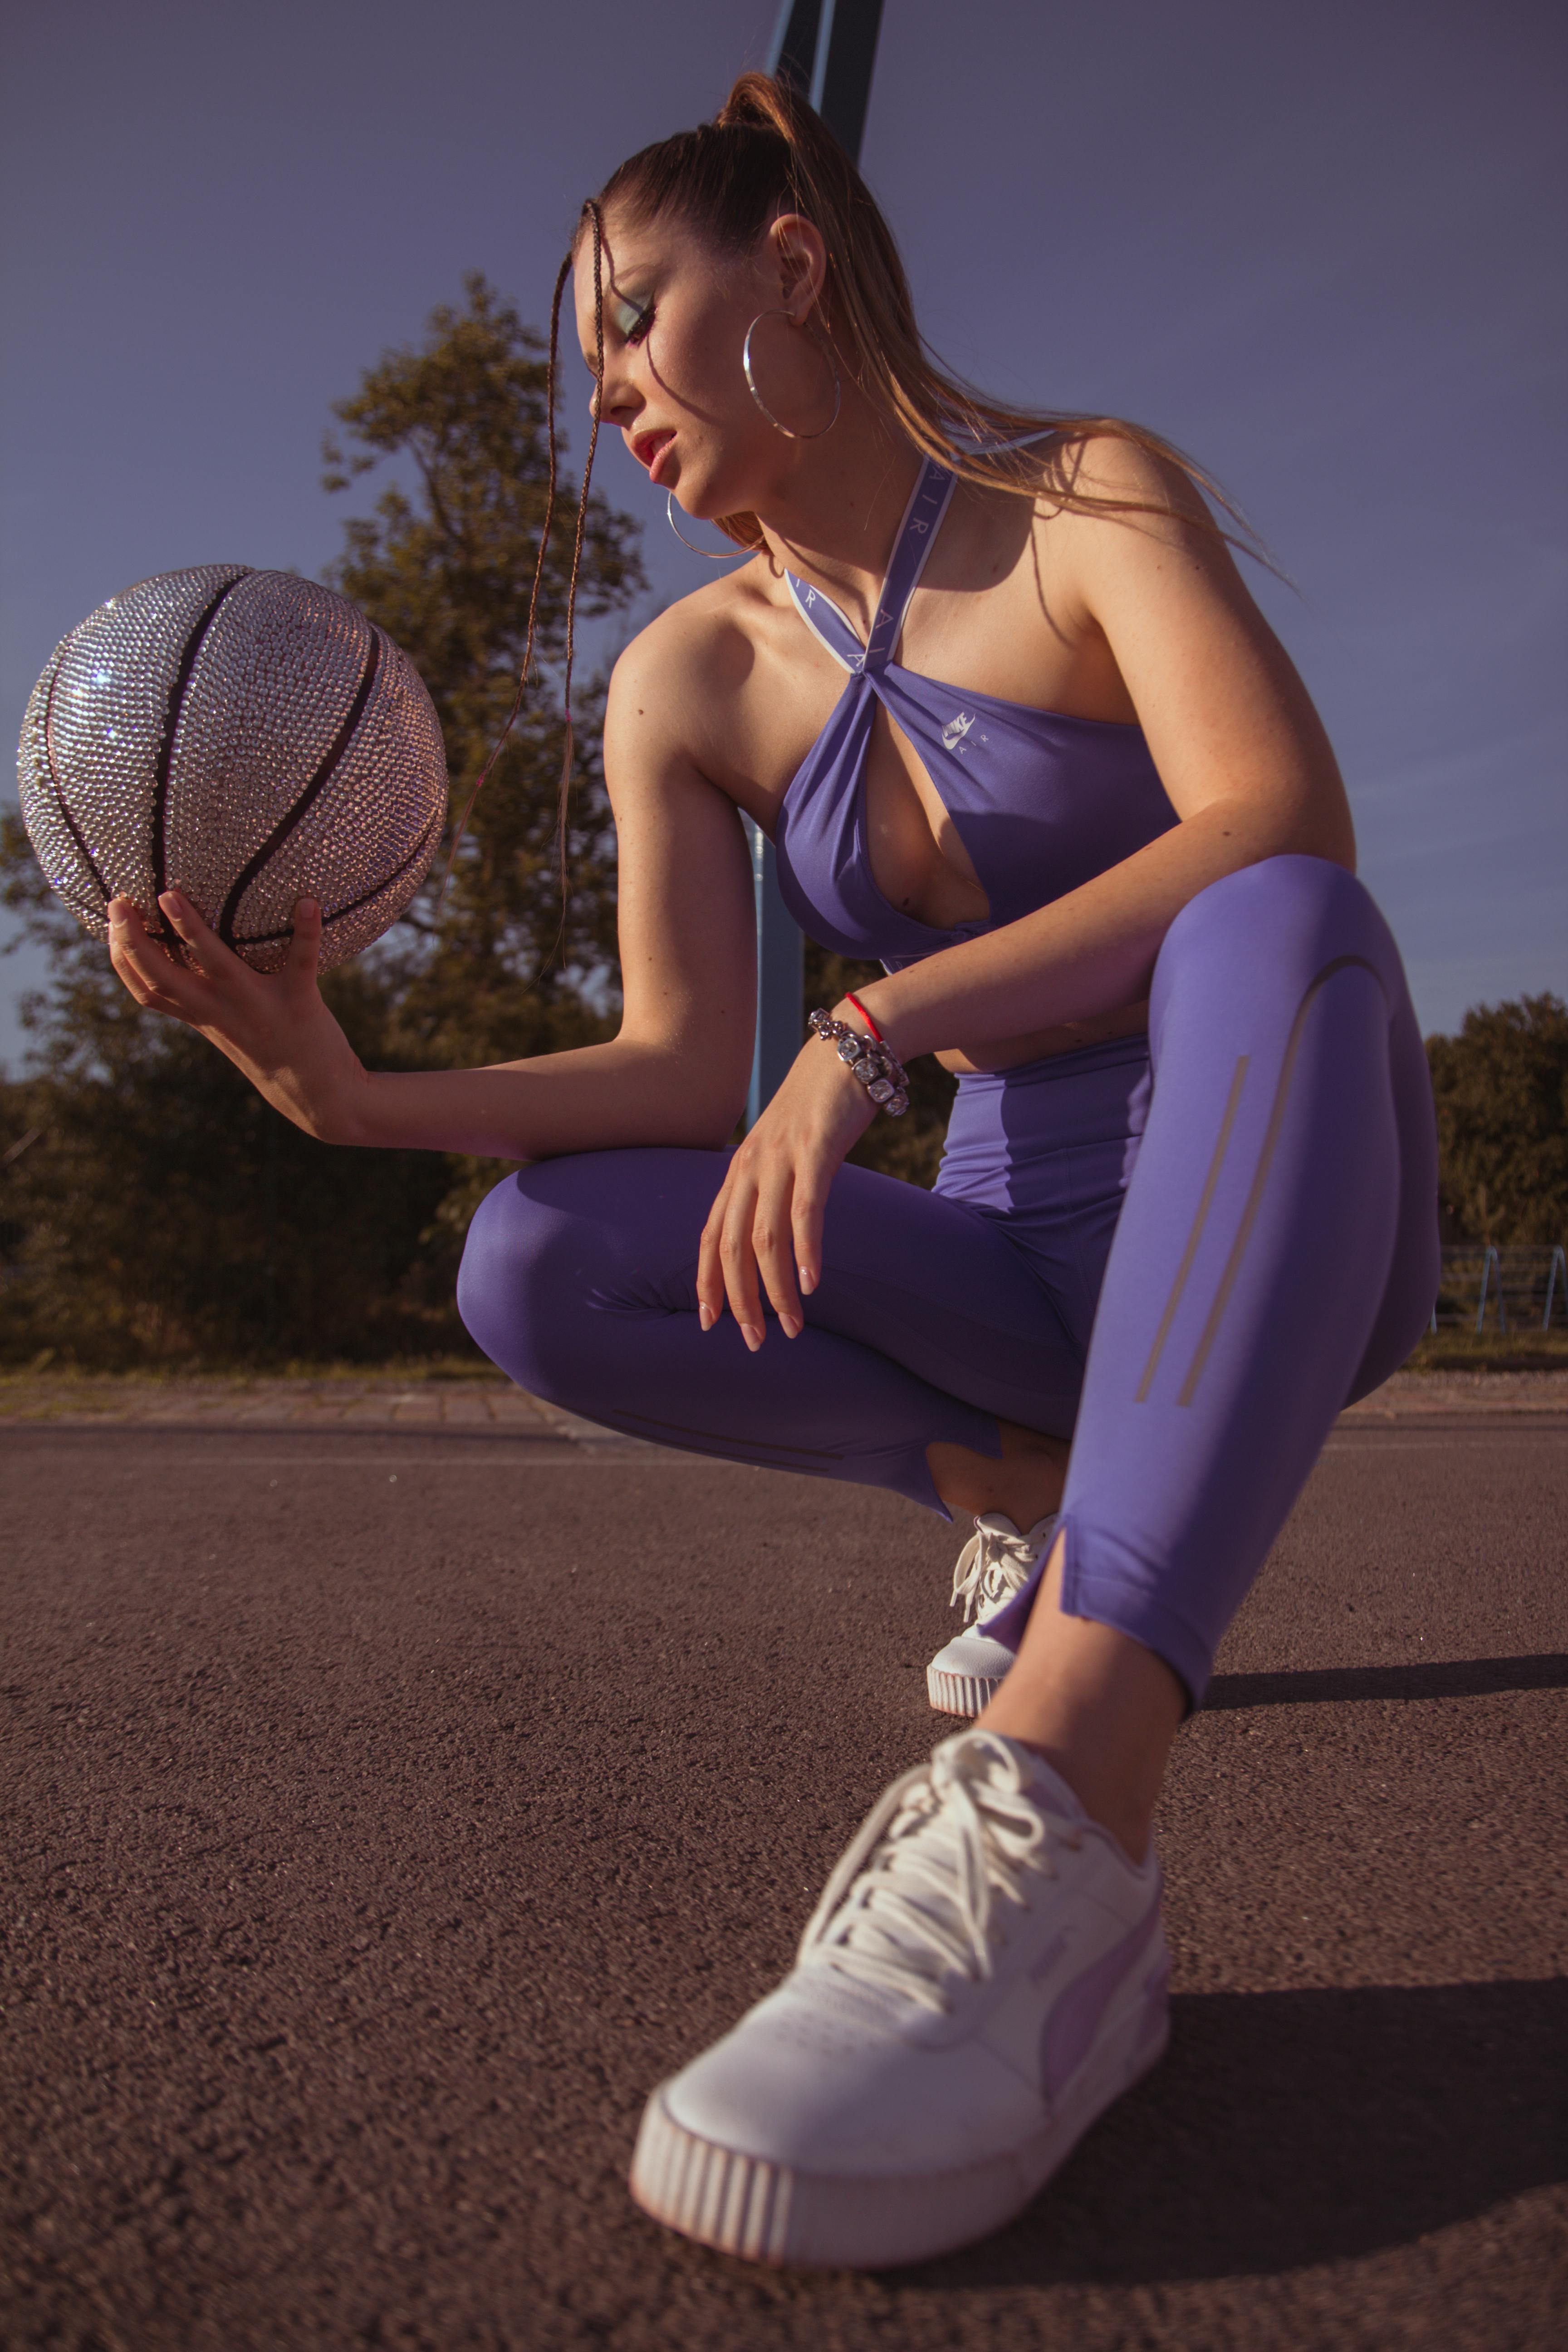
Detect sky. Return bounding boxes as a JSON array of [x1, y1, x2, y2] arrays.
[[1, 0, 1563, 1071]]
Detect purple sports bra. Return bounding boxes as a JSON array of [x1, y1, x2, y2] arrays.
[[773, 456, 1178, 971]]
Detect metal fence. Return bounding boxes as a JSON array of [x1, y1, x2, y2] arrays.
[[1430, 1244, 1567, 1334]]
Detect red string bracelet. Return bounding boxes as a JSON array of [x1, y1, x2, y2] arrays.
[[844, 991, 884, 1044]]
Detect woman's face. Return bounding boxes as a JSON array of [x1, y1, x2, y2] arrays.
[[572, 203, 833, 522]]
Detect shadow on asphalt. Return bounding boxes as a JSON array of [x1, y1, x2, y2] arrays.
[[896, 1979, 1568, 2288], [1206, 1654, 1568, 1708]]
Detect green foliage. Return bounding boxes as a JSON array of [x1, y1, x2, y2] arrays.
[[0, 275, 644, 1366], [1426, 994, 1568, 1245], [12, 266, 1558, 1371], [321, 270, 645, 1068], [0, 1042, 453, 1371], [0, 836, 500, 1365]]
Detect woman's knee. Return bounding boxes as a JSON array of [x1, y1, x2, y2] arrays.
[[1153, 854, 1395, 1017], [455, 1170, 590, 1377], [1174, 853, 1372, 944], [455, 1146, 720, 1389]]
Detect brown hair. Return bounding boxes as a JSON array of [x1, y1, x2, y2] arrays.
[[501, 70, 1254, 911], [580, 70, 1259, 534]]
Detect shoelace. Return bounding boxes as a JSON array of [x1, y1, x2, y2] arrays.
[[949, 1514, 1057, 1626], [798, 1731, 1082, 2015]]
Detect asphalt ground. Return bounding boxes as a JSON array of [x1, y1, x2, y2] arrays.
[[4, 1407, 1566, 2350]]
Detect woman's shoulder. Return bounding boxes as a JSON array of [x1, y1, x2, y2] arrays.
[[1007, 424, 1240, 617], [605, 557, 799, 790], [608, 554, 809, 724], [1024, 424, 1215, 529]]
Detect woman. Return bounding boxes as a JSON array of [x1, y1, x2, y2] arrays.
[[108, 75, 1439, 2270]]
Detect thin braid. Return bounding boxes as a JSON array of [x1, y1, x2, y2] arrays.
[[553, 198, 605, 916], [434, 248, 571, 912]]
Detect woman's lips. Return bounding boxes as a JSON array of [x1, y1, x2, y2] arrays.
[[634, 429, 675, 486]]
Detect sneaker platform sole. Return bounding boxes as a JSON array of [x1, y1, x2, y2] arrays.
[[628, 1939, 1171, 2269], [926, 1659, 1006, 1715]]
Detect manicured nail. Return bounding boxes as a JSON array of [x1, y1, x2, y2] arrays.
[[780, 1313, 803, 1340], [698, 1303, 715, 1333], [741, 1323, 763, 1353], [798, 1267, 817, 1296]]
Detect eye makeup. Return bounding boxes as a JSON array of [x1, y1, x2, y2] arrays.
[[611, 292, 654, 345]]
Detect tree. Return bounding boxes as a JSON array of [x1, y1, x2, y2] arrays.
[[1426, 994, 1568, 1245], [321, 270, 646, 1071], [0, 275, 647, 1365]]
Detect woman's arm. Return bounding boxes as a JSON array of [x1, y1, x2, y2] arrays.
[[699, 439, 1358, 1342], [107, 616, 759, 1160], [862, 437, 1355, 1062]]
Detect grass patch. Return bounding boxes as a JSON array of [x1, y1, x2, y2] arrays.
[[0, 1352, 509, 1411], [0, 1347, 497, 1387], [1402, 1329, 1568, 1373]]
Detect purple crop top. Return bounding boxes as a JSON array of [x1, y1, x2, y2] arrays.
[[773, 456, 1179, 971]]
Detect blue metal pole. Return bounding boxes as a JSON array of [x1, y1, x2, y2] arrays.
[[1475, 1245, 1499, 1334], [745, 820, 808, 1130], [745, 0, 885, 1128]]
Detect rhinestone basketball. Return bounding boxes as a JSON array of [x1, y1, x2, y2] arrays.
[[17, 568, 449, 974]]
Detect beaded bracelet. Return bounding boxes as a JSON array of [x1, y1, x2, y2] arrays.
[[808, 1005, 911, 1116]]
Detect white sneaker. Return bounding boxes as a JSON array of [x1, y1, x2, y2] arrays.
[[629, 1728, 1169, 2270], [926, 1512, 1059, 1715]]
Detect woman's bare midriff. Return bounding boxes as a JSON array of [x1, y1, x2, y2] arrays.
[[938, 997, 1152, 1078]]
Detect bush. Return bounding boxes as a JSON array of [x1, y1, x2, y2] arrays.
[[1426, 994, 1568, 1245]]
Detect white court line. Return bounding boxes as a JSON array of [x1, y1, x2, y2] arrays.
[[154, 1435, 1560, 1465], [12, 1435, 1558, 1459], [1324, 1433, 1565, 1450], [45, 1451, 753, 1470]]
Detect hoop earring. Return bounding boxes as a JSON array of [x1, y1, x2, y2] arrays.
[[666, 491, 747, 560], [742, 310, 842, 441]]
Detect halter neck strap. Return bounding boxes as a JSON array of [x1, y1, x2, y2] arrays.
[[863, 458, 956, 672], [784, 456, 957, 676]]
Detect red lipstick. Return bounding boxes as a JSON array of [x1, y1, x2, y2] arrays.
[[632, 429, 675, 485]]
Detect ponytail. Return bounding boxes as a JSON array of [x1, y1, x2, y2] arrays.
[[587, 72, 1257, 551], [500, 72, 1259, 939]]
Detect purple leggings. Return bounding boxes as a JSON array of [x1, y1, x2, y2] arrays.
[[457, 858, 1438, 1703]]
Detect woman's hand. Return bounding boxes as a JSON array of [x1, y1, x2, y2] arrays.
[[107, 890, 369, 1143], [696, 1006, 881, 1350]]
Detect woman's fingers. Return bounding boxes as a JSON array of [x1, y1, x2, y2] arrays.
[[110, 953, 186, 1016], [694, 1029, 874, 1346], [752, 1173, 804, 1338], [699, 1164, 807, 1348], [698, 1163, 770, 1351], [790, 1172, 828, 1306], [285, 897, 323, 990], [717, 1186, 767, 1351], [696, 1191, 729, 1332], [106, 908, 164, 1008], [108, 897, 209, 1019], [157, 887, 249, 983], [698, 1127, 838, 1346]]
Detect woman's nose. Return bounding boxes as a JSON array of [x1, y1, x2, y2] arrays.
[[592, 376, 637, 429]]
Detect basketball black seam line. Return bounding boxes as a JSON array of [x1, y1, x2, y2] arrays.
[[231, 800, 444, 945], [151, 571, 253, 931], [39, 648, 112, 911], [216, 621, 383, 946]]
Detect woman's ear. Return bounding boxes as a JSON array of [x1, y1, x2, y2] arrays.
[[766, 212, 830, 323]]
